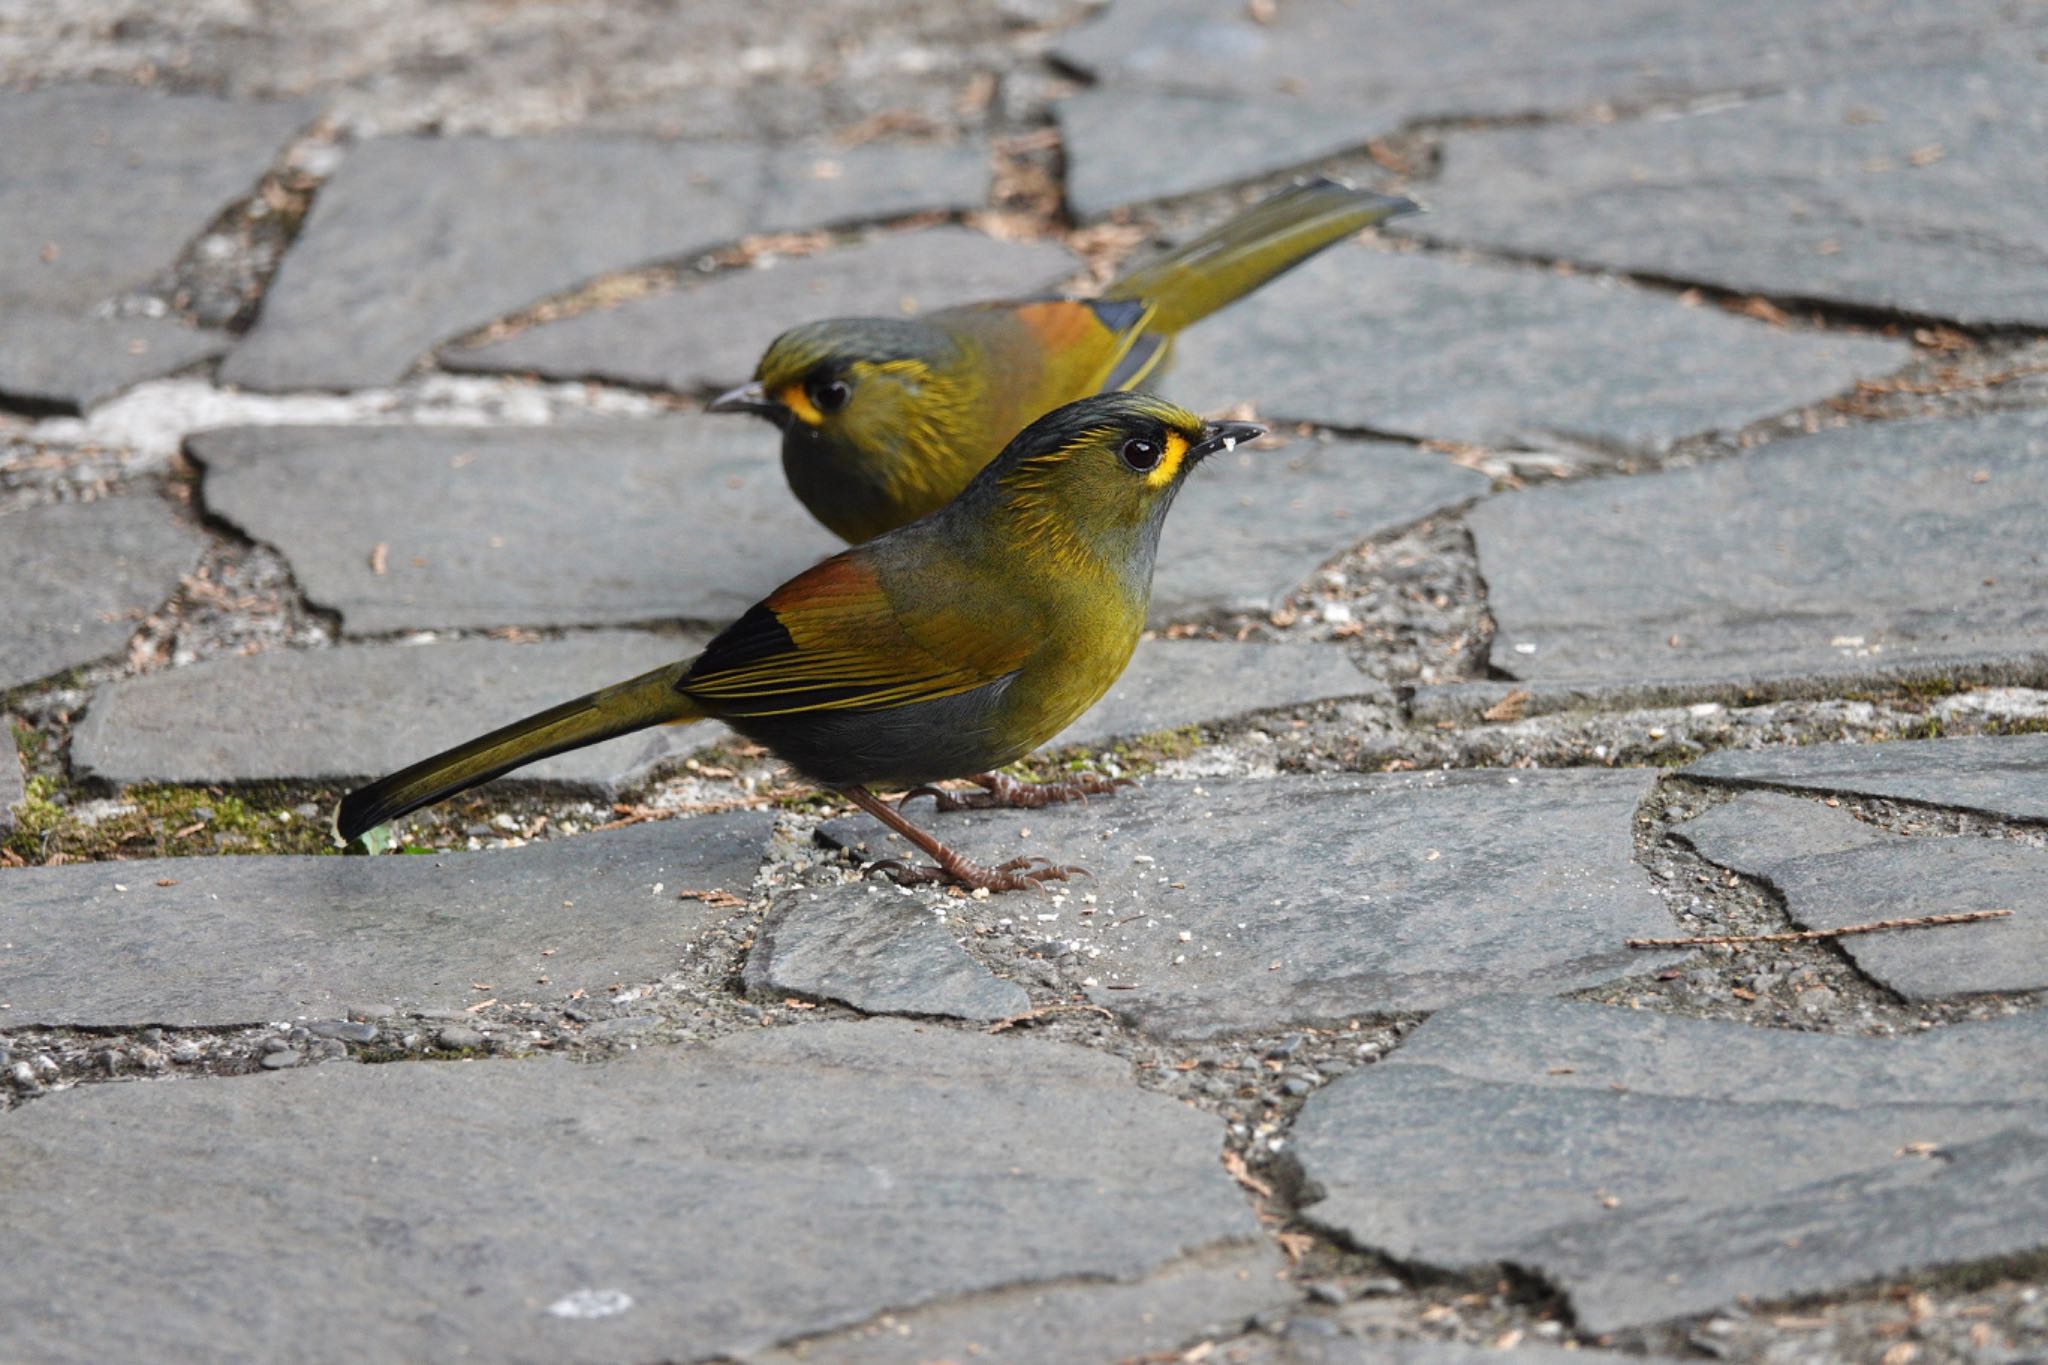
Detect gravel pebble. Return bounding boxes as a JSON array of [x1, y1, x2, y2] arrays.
[[436, 1027, 485, 1051], [307, 1019, 378, 1043], [258, 1050, 302, 1070], [584, 1016, 658, 1040]]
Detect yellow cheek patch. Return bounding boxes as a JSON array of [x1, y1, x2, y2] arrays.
[[1146, 430, 1190, 488], [779, 384, 824, 427]]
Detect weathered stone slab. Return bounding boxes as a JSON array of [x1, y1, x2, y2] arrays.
[[1411, 655, 2048, 727], [1165, 248, 1906, 450], [0, 494, 207, 690], [74, 632, 717, 793], [223, 135, 990, 391], [1151, 436, 1489, 624], [1058, 87, 1396, 221], [1676, 792, 2048, 999], [1052, 0, 2044, 215], [822, 772, 1677, 1038], [0, 86, 309, 409], [191, 420, 838, 633], [1411, 64, 2048, 328], [1060, 640, 1376, 753], [0, 1021, 1263, 1363], [0, 315, 227, 414], [1395, 995, 2048, 1107], [450, 227, 1079, 394], [752, 1242, 1286, 1365], [0, 817, 771, 1026], [1686, 734, 2048, 824], [1294, 997, 2048, 1332], [1470, 409, 2048, 687], [746, 890, 1030, 1021]]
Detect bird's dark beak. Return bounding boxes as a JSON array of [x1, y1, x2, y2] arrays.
[[708, 380, 783, 421], [1190, 420, 1267, 462]]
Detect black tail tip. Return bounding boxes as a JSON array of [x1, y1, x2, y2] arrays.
[[332, 787, 390, 847]]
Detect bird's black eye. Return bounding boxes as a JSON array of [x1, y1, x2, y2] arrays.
[[1119, 436, 1161, 471], [807, 376, 851, 414]]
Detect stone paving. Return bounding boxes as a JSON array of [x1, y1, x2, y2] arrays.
[[72, 630, 719, 793], [0, 86, 310, 410], [1294, 997, 2048, 1333], [221, 135, 993, 392], [1407, 62, 2048, 328], [1455, 409, 2048, 694], [1677, 793, 2048, 1000], [0, 493, 207, 689], [5, 3, 2048, 1363], [1165, 250, 1908, 451], [2, 1022, 1274, 1363], [814, 772, 1682, 1035], [1052, 0, 2048, 217], [1, 817, 773, 1026], [449, 225, 1085, 395]]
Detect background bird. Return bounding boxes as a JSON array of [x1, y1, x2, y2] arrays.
[[712, 177, 1414, 542], [335, 393, 1265, 891]]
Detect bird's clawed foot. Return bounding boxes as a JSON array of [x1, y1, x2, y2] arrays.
[[870, 853, 1091, 894], [901, 770, 1129, 812], [840, 783, 1092, 895]]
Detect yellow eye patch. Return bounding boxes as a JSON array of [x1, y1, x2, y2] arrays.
[[1145, 430, 1190, 488], [779, 384, 825, 427]]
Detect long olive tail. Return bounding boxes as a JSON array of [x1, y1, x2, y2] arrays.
[[333, 662, 703, 844], [1103, 178, 1419, 335]]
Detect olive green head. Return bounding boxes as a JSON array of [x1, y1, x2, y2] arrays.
[[711, 317, 959, 448], [711, 316, 982, 542], [959, 392, 1264, 572]]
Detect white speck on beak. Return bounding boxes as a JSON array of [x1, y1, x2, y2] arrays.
[[1221, 435, 1237, 452]]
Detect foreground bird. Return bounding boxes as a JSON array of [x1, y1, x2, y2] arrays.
[[335, 394, 1264, 891], [712, 177, 1414, 542]]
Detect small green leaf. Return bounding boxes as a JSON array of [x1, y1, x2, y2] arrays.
[[346, 822, 396, 856]]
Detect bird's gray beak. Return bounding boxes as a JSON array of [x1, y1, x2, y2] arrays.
[[708, 380, 781, 419], [1190, 420, 1267, 462], [1359, 190, 1424, 226]]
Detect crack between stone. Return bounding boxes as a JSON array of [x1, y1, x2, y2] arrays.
[[432, 200, 997, 373], [1388, 227, 2048, 342], [1681, 774, 2048, 834], [703, 1235, 1275, 1365], [1661, 820, 1911, 1006]]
